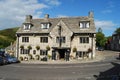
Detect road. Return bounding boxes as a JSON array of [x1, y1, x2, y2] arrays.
[[0, 50, 120, 80]]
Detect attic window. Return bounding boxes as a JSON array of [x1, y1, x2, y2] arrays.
[[23, 23, 31, 30], [41, 23, 50, 29], [79, 22, 90, 29]]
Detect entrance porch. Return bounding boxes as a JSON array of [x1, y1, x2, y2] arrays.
[[52, 48, 70, 61]]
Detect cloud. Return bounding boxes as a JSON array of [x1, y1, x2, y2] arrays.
[[95, 20, 117, 30], [102, 9, 112, 14], [95, 20, 118, 36], [57, 15, 68, 18], [101, 1, 114, 14], [44, 0, 61, 6], [0, 0, 60, 30]]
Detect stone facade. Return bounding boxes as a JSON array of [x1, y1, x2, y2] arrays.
[[110, 34, 120, 51], [16, 11, 96, 61]]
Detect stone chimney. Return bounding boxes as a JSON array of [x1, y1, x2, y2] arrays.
[[89, 11, 94, 18], [25, 15, 32, 23], [44, 14, 49, 19]]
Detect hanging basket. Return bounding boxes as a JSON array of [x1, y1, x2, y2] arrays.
[[73, 47, 77, 52], [27, 45, 32, 50], [36, 46, 40, 50]]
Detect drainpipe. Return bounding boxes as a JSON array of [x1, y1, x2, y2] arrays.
[[58, 25, 61, 48], [16, 34, 19, 59], [91, 34, 94, 59]]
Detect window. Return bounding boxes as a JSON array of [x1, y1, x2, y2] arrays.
[[41, 23, 50, 29], [56, 37, 65, 43], [24, 24, 31, 30], [80, 37, 89, 43], [76, 51, 88, 58], [33, 50, 36, 54], [80, 22, 89, 29], [76, 51, 82, 57], [40, 37, 48, 43], [22, 37, 29, 42], [20, 49, 29, 54], [40, 50, 48, 55]]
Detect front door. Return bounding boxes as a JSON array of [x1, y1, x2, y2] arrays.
[[58, 49, 66, 59]]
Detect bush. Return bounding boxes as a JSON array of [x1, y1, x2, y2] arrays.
[[35, 55, 40, 60], [19, 56, 23, 61], [48, 54, 51, 59], [28, 54, 33, 60]]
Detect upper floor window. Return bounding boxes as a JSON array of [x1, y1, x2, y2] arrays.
[[80, 37, 89, 43], [22, 37, 29, 42], [80, 22, 90, 29], [23, 24, 31, 30], [56, 37, 65, 43], [41, 23, 50, 29], [40, 37, 48, 43]]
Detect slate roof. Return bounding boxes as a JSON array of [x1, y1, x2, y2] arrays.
[[16, 15, 96, 34]]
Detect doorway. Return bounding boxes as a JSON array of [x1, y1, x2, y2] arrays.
[[58, 49, 66, 59]]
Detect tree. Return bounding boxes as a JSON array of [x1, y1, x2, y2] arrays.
[[96, 27, 106, 47], [114, 27, 120, 34], [98, 27, 102, 33]]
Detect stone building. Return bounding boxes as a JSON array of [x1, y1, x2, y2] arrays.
[[16, 11, 96, 61], [110, 34, 120, 51]]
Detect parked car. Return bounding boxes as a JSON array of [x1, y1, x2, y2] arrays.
[[10, 56, 20, 63], [98, 47, 104, 51], [0, 56, 4, 65], [4, 54, 20, 64]]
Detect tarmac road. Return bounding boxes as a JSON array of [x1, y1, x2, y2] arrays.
[[0, 50, 120, 80]]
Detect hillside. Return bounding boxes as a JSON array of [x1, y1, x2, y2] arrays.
[[0, 27, 19, 48]]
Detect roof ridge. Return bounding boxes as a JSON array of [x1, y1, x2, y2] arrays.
[[32, 16, 88, 20]]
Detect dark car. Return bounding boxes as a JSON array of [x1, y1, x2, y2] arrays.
[[5, 54, 20, 63], [98, 47, 104, 51], [9, 56, 20, 63], [0, 56, 4, 65]]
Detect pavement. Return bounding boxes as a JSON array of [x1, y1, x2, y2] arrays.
[[21, 50, 119, 64]]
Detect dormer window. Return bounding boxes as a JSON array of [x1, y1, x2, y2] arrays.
[[41, 23, 50, 29], [23, 23, 31, 30], [79, 21, 90, 29]]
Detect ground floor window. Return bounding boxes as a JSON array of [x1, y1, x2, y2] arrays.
[[20, 49, 30, 54], [76, 51, 88, 58], [40, 50, 48, 55]]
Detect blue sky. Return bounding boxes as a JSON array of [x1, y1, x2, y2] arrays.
[[0, 0, 120, 36]]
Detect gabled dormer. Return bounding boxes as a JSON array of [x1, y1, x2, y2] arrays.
[[79, 21, 90, 29], [41, 22, 51, 29], [23, 23, 32, 30], [41, 14, 51, 29], [23, 15, 33, 30]]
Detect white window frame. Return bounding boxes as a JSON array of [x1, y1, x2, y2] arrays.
[[41, 23, 50, 29], [80, 22, 90, 29], [23, 24, 31, 30]]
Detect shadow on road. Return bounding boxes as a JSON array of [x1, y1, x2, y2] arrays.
[[93, 62, 120, 80]]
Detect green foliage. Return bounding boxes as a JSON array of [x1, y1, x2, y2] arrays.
[[27, 45, 32, 50], [46, 45, 50, 51], [98, 27, 102, 33], [0, 27, 19, 48], [114, 27, 120, 34], [73, 47, 77, 52], [96, 27, 106, 47], [35, 55, 40, 60], [36, 45, 40, 50]]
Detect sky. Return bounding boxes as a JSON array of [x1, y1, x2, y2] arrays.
[[0, 0, 120, 36]]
